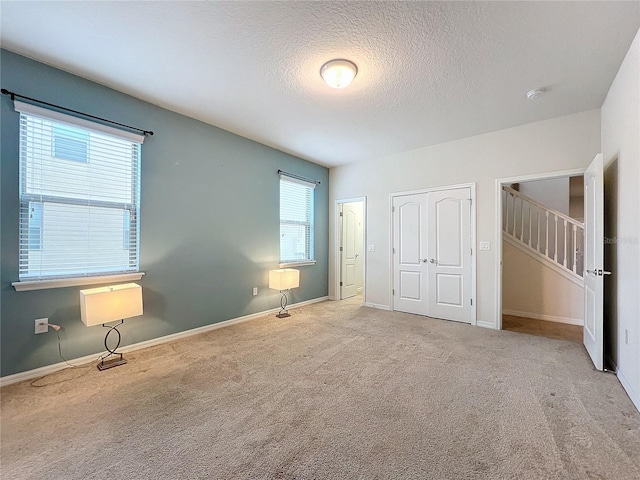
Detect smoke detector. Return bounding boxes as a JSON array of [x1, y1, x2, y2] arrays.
[[526, 88, 545, 100]]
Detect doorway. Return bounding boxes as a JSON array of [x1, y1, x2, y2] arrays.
[[496, 158, 605, 371], [336, 198, 365, 302], [390, 184, 476, 325], [498, 170, 586, 343]]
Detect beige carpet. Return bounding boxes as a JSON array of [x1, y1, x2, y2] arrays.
[[2, 298, 639, 480]]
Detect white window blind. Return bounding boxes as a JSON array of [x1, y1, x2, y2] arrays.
[[16, 101, 143, 281], [280, 175, 315, 264]]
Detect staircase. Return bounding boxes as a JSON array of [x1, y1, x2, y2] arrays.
[[502, 185, 584, 281]]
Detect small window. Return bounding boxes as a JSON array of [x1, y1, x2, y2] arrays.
[[279, 176, 315, 264], [17, 103, 143, 281], [53, 124, 88, 163]]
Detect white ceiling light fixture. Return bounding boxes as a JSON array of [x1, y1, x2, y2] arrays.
[[526, 88, 545, 100], [320, 59, 358, 89]]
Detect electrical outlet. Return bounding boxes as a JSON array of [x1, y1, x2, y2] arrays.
[[252, 287, 258, 296], [35, 318, 49, 334]]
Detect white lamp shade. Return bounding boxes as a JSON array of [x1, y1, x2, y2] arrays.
[[79, 283, 143, 327], [269, 269, 300, 291]]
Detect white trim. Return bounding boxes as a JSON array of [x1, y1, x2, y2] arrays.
[[495, 168, 586, 330], [334, 196, 367, 305], [502, 234, 584, 286], [502, 309, 583, 326], [0, 296, 329, 387], [389, 182, 477, 198], [389, 182, 477, 325], [477, 320, 498, 330], [14, 100, 145, 144], [364, 302, 391, 310], [617, 367, 640, 413], [279, 261, 316, 268], [469, 183, 477, 326], [13, 272, 146, 292]]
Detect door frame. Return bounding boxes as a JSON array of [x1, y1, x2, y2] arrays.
[[494, 168, 585, 330], [389, 182, 477, 325], [335, 197, 367, 303]]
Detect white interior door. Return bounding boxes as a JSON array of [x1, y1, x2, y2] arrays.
[[583, 153, 605, 370], [393, 187, 473, 321], [340, 203, 360, 299], [427, 188, 472, 323], [392, 194, 429, 316]]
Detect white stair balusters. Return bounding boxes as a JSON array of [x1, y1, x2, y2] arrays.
[[502, 185, 584, 279]]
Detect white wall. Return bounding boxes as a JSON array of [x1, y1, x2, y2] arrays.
[[329, 109, 601, 327], [502, 238, 584, 325], [519, 177, 570, 216], [601, 28, 640, 411]]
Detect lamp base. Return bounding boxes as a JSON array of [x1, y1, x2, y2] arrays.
[[97, 355, 127, 371], [98, 320, 127, 371], [275, 289, 291, 318]]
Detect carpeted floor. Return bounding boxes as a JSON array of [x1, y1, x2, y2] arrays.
[[2, 298, 639, 480]]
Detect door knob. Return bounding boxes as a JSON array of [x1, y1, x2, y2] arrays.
[[421, 258, 428, 263], [586, 269, 612, 276], [355, 253, 359, 258], [429, 258, 436, 264]]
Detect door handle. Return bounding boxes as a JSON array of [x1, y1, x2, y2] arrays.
[[586, 269, 612, 276], [355, 253, 359, 258], [429, 258, 436, 264]]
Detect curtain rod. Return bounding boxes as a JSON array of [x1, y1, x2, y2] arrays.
[[1, 88, 154, 137], [278, 170, 321, 185]]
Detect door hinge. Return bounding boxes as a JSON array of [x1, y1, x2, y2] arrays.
[[392, 206, 395, 212], [393, 289, 395, 295], [340, 282, 343, 286], [340, 246, 343, 252], [470, 298, 473, 306], [339, 212, 343, 217], [471, 248, 473, 255], [393, 247, 395, 254]]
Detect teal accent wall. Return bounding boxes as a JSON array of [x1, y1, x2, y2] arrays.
[[0, 50, 329, 377]]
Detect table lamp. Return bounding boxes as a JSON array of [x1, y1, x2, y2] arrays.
[[79, 283, 143, 370], [269, 269, 299, 318]]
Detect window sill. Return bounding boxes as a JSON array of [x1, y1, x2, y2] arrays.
[[12, 272, 145, 292], [279, 261, 316, 268]]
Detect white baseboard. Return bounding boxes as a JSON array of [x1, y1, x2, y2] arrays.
[[0, 296, 329, 387], [617, 367, 640, 413], [477, 320, 498, 330], [502, 309, 583, 326], [364, 302, 391, 311]]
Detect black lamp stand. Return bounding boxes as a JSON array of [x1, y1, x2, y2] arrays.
[[98, 319, 127, 370], [276, 289, 291, 318]]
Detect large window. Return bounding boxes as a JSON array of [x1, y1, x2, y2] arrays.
[[279, 175, 315, 265], [16, 101, 143, 282]]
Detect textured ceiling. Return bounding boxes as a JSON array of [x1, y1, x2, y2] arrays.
[[1, 1, 638, 167]]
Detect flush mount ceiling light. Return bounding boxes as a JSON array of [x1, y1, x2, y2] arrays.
[[320, 59, 358, 89], [526, 88, 545, 100]]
